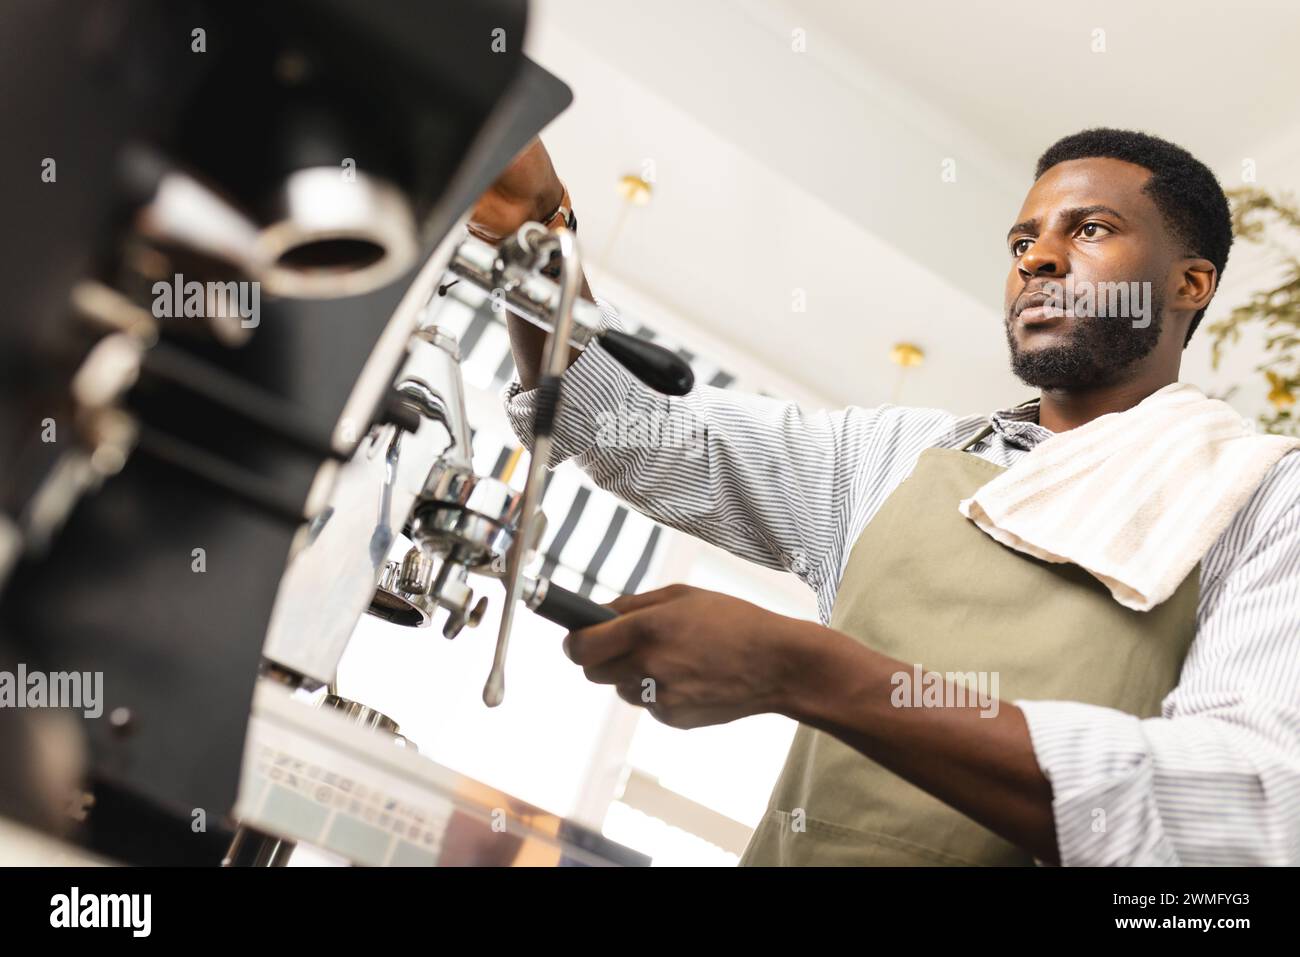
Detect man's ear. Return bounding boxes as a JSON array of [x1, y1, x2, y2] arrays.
[[1176, 257, 1217, 316]]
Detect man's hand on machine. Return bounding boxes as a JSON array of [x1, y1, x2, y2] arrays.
[[561, 584, 840, 729], [468, 136, 565, 242], [467, 135, 593, 388]]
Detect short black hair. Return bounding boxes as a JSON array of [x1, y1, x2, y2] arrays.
[[1034, 128, 1233, 345]]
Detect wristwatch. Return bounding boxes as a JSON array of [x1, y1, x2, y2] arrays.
[[539, 182, 577, 234], [538, 183, 575, 279], [463, 182, 576, 245]]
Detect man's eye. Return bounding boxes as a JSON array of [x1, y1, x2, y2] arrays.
[[1077, 222, 1111, 239], [1011, 238, 1033, 256]]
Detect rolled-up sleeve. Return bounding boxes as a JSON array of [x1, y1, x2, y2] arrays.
[[1016, 490, 1300, 866], [502, 297, 632, 467]]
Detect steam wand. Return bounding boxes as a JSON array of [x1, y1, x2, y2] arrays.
[[482, 223, 583, 707]]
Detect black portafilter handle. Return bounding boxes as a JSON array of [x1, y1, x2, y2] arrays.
[[597, 329, 694, 396], [531, 580, 619, 631]]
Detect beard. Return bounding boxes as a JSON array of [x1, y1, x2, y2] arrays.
[[1004, 291, 1164, 389]]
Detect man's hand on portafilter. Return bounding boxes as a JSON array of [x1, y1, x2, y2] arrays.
[[470, 136, 591, 390], [561, 583, 1061, 863]]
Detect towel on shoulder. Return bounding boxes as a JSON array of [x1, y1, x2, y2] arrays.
[[959, 382, 1300, 611]]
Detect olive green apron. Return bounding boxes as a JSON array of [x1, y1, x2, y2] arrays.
[[740, 421, 1199, 866]]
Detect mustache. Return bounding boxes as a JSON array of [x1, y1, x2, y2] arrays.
[[1009, 281, 1063, 319]]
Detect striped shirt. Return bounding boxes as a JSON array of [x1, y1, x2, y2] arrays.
[[502, 301, 1300, 866]]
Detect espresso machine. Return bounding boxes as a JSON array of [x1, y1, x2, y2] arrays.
[[0, 0, 689, 866], [229, 223, 690, 868]]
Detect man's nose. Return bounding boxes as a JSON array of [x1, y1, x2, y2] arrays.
[[1018, 238, 1067, 281]]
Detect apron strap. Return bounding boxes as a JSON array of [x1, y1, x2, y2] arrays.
[[958, 421, 995, 452]]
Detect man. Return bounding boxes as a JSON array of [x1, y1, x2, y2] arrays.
[[471, 129, 1300, 866]]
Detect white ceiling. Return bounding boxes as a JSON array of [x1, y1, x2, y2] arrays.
[[778, 0, 1300, 177], [523, 0, 1300, 416]]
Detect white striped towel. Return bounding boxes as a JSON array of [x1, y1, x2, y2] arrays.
[[958, 382, 1300, 611]]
